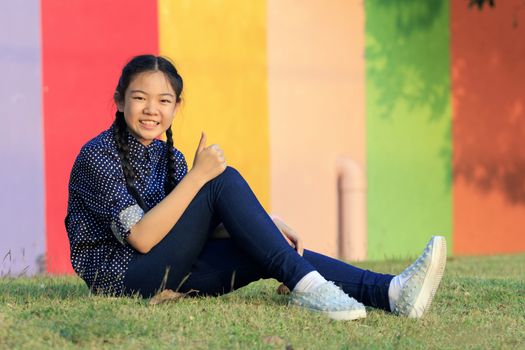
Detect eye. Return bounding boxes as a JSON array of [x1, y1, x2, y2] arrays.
[[132, 96, 145, 101], [161, 99, 172, 104]]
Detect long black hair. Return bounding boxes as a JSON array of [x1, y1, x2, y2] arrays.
[[113, 55, 183, 208]]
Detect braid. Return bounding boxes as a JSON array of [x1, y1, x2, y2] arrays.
[[164, 126, 179, 194], [114, 111, 135, 186], [112, 55, 184, 204], [114, 110, 149, 211]]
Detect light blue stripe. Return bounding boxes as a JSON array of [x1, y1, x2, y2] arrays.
[[0, 0, 45, 275]]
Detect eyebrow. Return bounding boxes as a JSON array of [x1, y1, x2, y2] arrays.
[[130, 89, 175, 97]]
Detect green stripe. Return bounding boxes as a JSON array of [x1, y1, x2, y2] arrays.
[[365, 0, 452, 260]]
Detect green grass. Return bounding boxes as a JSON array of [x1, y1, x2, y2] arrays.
[[1, 254, 524, 349]]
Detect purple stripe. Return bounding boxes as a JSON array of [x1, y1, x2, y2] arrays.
[[0, 0, 45, 275]]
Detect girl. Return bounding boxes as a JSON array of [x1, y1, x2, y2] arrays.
[[65, 55, 447, 321]]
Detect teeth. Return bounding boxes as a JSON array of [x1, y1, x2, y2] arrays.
[[140, 120, 159, 125]]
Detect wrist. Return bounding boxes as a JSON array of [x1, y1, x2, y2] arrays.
[[186, 168, 207, 188]]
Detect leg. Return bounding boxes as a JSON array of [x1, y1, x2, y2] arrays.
[[177, 238, 392, 313], [174, 237, 446, 317], [210, 167, 315, 288], [177, 238, 270, 296], [123, 166, 314, 297], [302, 250, 394, 312]]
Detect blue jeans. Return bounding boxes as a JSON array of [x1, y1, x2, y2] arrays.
[[123, 166, 394, 311]]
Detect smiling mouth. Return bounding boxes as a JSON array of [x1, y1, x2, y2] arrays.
[[140, 120, 160, 126]]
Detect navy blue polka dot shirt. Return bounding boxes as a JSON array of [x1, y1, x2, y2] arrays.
[[65, 124, 187, 295]]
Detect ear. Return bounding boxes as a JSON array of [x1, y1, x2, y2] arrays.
[[117, 103, 125, 112], [115, 91, 124, 112]]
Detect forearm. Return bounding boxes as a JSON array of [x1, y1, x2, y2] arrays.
[[126, 169, 205, 253]]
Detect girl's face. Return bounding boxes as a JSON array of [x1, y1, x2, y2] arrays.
[[118, 71, 178, 146]]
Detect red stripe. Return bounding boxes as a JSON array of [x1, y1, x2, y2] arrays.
[[451, 0, 525, 255], [42, 0, 158, 273]]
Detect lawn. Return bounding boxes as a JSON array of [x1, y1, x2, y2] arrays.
[[0, 254, 523, 349]]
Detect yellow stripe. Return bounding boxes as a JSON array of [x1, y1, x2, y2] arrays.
[[159, 0, 270, 209]]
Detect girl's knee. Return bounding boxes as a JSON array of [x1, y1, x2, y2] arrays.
[[206, 165, 245, 191], [217, 166, 241, 181], [223, 165, 240, 176]]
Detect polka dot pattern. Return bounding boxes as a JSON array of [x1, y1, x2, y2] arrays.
[[65, 124, 187, 295]]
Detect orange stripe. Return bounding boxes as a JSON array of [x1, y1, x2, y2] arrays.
[[159, 0, 270, 209]]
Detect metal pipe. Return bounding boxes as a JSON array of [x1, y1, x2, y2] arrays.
[[337, 156, 367, 261]]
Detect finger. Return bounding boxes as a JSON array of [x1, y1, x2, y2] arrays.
[[209, 144, 220, 151], [283, 231, 294, 247], [197, 132, 207, 153], [270, 214, 284, 222], [296, 238, 304, 256]]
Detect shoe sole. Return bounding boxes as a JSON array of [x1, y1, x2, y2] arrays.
[[291, 304, 367, 321], [326, 309, 367, 321], [408, 236, 447, 318]]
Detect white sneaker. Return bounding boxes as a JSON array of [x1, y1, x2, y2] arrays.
[[290, 281, 367, 321], [393, 236, 447, 318]]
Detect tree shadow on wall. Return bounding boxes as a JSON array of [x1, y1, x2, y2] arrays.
[[366, 0, 449, 123], [453, 57, 525, 206], [452, 0, 525, 206], [366, 0, 525, 205], [366, 0, 452, 191]]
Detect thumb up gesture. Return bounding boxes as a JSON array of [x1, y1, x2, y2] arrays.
[[191, 132, 227, 183]]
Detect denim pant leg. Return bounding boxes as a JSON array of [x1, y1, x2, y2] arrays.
[[302, 250, 394, 312], [177, 239, 393, 312], [177, 238, 271, 296], [123, 166, 314, 298]]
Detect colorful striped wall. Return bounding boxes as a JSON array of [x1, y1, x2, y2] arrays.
[[365, 1, 453, 259], [451, 0, 525, 255], [41, 0, 159, 273], [1, 0, 524, 275], [1, 0, 45, 275]]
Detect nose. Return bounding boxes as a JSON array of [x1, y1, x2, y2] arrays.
[[143, 101, 158, 115]]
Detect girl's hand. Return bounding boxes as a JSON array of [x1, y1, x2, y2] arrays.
[[191, 132, 227, 183], [270, 215, 304, 256], [210, 216, 304, 257]]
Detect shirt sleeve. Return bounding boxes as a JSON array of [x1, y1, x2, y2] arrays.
[[69, 146, 144, 245], [172, 147, 188, 182]]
